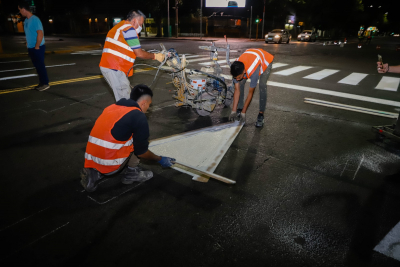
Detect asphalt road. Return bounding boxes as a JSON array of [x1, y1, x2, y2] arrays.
[[1, 35, 400, 267]]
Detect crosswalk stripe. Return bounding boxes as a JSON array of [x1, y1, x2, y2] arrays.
[[185, 57, 210, 62], [198, 58, 236, 66], [304, 69, 339, 80], [375, 77, 400, 91], [338, 73, 367, 85], [272, 63, 288, 69], [0, 63, 76, 73], [273, 66, 313, 76], [0, 74, 37, 81]]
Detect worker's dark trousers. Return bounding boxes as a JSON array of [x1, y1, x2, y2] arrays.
[[28, 45, 49, 85], [237, 62, 273, 113]]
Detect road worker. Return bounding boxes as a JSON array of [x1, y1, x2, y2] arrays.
[[99, 10, 165, 101], [229, 49, 274, 127], [81, 84, 176, 192]]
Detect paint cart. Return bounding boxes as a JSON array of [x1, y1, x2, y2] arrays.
[[372, 110, 400, 143]]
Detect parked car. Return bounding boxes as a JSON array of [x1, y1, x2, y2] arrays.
[[297, 30, 317, 42], [265, 29, 291, 44]]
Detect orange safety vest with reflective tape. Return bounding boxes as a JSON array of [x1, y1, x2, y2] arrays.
[[99, 21, 137, 77], [84, 104, 141, 174], [236, 49, 274, 78]]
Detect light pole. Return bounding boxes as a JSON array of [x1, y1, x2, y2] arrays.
[[249, 6, 252, 39], [167, 0, 170, 37], [262, 0, 266, 39], [200, 0, 202, 39]]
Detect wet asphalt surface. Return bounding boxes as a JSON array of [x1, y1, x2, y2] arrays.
[[1, 35, 400, 266]]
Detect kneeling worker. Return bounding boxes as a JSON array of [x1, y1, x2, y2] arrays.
[[229, 49, 274, 127], [81, 84, 175, 192]]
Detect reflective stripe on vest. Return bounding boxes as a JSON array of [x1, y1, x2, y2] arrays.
[[105, 37, 132, 52], [239, 49, 274, 78], [85, 152, 127, 166], [102, 48, 135, 63], [114, 24, 131, 40], [243, 51, 269, 76], [88, 135, 133, 150]]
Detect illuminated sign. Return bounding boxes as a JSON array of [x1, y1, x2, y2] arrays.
[[113, 18, 121, 23], [206, 0, 246, 8]]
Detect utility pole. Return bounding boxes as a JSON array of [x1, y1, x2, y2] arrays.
[[262, 0, 266, 39], [168, 0, 170, 37], [256, 18, 259, 40], [200, 0, 202, 39], [249, 6, 252, 39], [175, 0, 178, 38]]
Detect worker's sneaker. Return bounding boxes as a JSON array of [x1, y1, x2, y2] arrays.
[[80, 168, 104, 192], [34, 84, 43, 90], [36, 84, 50, 91], [121, 166, 153, 184], [255, 113, 264, 128]]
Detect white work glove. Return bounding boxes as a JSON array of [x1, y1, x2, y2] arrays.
[[239, 113, 246, 124], [154, 53, 165, 62], [229, 111, 237, 122]]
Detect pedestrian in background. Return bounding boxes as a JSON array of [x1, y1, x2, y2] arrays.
[[18, 2, 50, 91], [99, 10, 165, 102]]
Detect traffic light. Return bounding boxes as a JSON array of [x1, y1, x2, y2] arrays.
[[255, 19, 259, 23]]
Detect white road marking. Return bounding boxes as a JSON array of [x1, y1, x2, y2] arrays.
[[0, 207, 50, 232], [374, 221, 400, 262], [273, 66, 313, 76], [304, 69, 340, 80], [185, 57, 210, 62], [338, 72, 368, 85], [198, 58, 236, 65], [375, 77, 400, 91], [71, 50, 102, 55], [304, 98, 399, 118], [0, 63, 76, 73], [0, 74, 37, 80], [272, 63, 289, 69], [181, 55, 205, 59], [0, 60, 30, 64]]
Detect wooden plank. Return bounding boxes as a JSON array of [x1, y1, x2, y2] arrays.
[[173, 162, 236, 185]]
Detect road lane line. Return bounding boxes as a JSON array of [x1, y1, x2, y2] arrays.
[[0, 63, 76, 73], [375, 77, 400, 91], [304, 69, 340, 80], [304, 98, 398, 118], [272, 63, 288, 69], [0, 60, 30, 64], [338, 72, 368, 85], [374, 221, 400, 262], [273, 66, 313, 76], [0, 74, 37, 80], [268, 81, 400, 107]]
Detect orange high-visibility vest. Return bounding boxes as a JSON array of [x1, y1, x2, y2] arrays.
[[84, 104, 141, 174], [99, 21, 137, 77], [236, 49, 274, 78]]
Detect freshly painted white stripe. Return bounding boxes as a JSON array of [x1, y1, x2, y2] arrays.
[[304, 98, 398, 118], [304, 69, 340, 80], [0, 74, 37, 81], [274, 66, 313, 76], [375, 77, 400, 91], [198, 58, 236, 65], [105, 37, 132, 51], [0, 63, 76, 73], [338, 72, 368, 85], [268, 81, 400, 107], [102, 48, 135, 63], [182, 55, 204, 59], [185, 57, 210, 62], [272, 63, 288, 69], [88, 136, 133, 150], [0, 60, 30, 64], [374, 221, 400, 262], [85, 152, 127, 166]]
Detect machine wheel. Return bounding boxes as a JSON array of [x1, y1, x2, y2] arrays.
[[196, 108, 211, 116]]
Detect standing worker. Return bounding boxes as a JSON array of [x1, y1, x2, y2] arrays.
[[229, 49, 274, 127], [18, 2, 50, 91], [81, 84, 176, 192], [99, 10, 165, 101]]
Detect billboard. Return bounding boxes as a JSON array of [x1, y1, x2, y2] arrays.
[[206, 0, 246, 8]]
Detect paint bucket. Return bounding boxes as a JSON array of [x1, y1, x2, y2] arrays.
[[188, 75, 207, 91]]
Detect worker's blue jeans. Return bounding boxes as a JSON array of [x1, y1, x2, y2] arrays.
[[28, 45, 49, 85]]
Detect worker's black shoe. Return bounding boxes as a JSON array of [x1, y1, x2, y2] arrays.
[[121, 166, 153, 185], [255, 113, 264, 128], [80, 168, 104, 192], [36, 84, 50, 91]]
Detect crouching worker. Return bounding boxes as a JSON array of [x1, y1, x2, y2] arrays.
[[81, 84, 175, 192]]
